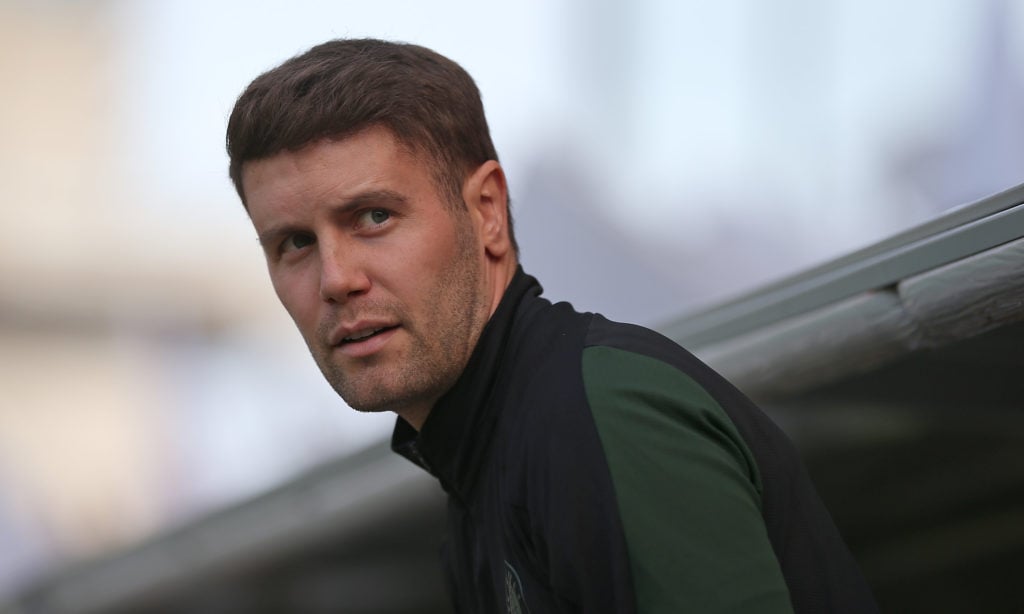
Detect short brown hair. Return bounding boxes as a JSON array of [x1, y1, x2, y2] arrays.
[[226, 38, 516, 251]]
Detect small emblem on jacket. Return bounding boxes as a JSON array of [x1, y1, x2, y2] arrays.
[[504, 560, 530, 614]]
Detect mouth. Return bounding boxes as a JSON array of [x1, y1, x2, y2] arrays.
[[331, 319, 403, 358], [340, 325, 399, 345]]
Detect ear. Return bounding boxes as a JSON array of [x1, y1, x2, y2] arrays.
[[462, 160, 512, 259]]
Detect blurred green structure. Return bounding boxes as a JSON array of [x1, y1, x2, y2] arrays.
[[6, 185, 1024, 613]]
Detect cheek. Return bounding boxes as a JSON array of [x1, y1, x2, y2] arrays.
[[374, 226, 458, 287], [270, 268, 320, 330]]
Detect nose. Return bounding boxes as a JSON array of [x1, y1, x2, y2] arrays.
[[318, 241, 370, 303]]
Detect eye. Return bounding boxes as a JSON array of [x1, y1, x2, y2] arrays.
[[281, 232, 315, 254], [358, 208, 391, 227]]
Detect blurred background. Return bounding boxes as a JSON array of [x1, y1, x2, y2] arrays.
[[2, 0, 1023, 608]]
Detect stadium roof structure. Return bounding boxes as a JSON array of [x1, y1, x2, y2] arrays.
[[6, 184, 1024, 613]]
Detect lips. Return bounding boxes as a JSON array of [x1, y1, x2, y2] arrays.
[[329, 319, 397, 346], [327, 320, 401, 358], [333, 325, 399, 358], [341, 326, 397, 343]]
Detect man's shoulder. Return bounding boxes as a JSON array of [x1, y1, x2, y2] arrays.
[[514, 294, 688, 358], [577, 315, 761, 472], [582, 313, 704, 373], [504, 297, 740, 440], [506, 300, 709, 401]]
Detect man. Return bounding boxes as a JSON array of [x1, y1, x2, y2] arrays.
[[227, 39, 878, 613]]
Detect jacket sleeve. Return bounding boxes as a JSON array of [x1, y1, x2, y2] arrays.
[[572, 345, 795, 613]]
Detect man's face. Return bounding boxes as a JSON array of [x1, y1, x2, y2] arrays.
[[242, 127, 493, 421]]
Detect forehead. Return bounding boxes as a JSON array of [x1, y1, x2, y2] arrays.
[[241, 126, 438, 212]]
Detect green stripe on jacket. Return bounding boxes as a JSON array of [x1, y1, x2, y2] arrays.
[[582, 346, 793, 613]]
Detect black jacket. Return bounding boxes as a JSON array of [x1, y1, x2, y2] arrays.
[[393, 268, 878, 613]]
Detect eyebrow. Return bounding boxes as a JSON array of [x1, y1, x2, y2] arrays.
[[256, 189, 409, 248]]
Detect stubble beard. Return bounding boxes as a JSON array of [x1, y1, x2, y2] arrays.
[[311, 215, 488, 416]]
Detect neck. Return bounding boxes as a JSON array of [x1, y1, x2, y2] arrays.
[[486, 257, 518, 317], [397, 404, 432, 431], [397, 258, 518, 431]]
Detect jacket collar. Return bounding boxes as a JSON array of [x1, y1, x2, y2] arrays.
[[391, 266, 541, 500]]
